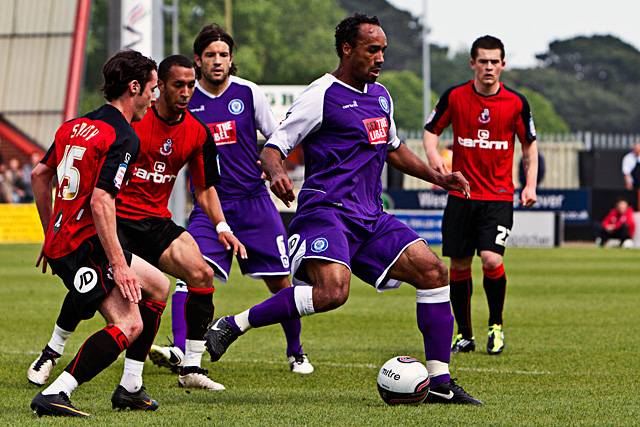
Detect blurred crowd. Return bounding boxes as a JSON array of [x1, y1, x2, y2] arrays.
[[0, 152, 40, 203]]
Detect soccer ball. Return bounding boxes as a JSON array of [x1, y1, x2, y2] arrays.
[[376, 356, 430, 405]]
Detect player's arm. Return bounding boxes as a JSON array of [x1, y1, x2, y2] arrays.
[[31, 161, 56, 273], [91, 187, 140, 303], [387, 144, 470, 197], [260, 146, 294, 207], [422, 130, 448, 174], [422, 88, 454, 173], [260, 79, 324, 207], [194, 186, 247, 259], [520, 140, 538, 207], [517, 94, 538, 208], [31, 162, 55, 235]]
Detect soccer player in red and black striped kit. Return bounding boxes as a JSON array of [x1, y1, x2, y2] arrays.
[[29, 51, 167, 417], [423, 36, 538, 355]]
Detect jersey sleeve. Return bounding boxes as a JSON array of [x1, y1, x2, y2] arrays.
[[251, 83, 278, 139], [189, 123, 220, 188], [41, 141, 57, 169], [387, 95, 401, 151], [424, 87, 454, 135], [264, 81, 325, 159], [515, 94, 537, 144], [95, 131, 139, 196]]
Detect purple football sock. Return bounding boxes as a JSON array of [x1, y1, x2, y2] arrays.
[[247, 287, 301, 328], [417, 301, 453, 386], [281, 318, 303, 356], [171, 289, 187, 353]]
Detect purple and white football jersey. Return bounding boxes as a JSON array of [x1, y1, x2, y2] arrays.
[[265, 74, 401, 221], [189, 76, 277, 200]]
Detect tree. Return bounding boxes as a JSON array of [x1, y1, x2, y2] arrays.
[[517, 87, 569, 133], [507, 68, 636, 132], [176, 0, 344, 84]]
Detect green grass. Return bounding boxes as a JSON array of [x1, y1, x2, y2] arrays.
[[1, 244, 639, 425]]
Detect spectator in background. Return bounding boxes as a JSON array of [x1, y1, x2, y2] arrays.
[[596, 199, 635, 248], [5, 158, 30, 203], [622, 142, 640, 199], [0, 163, 12, 203], [22, 152, 42, 202]]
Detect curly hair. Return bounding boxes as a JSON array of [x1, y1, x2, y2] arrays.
[[334, 13, 381, 58]]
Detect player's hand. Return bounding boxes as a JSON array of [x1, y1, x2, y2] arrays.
[[113, 264, 141, 304], [440, 171, 471, 199], [520, 185, 537, 208], [426, 150, 450, 174], [218, 232, 248, 259], [35, 248, 54, 275], [269, 172, 295, 207]]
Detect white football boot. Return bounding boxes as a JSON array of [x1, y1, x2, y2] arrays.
[[288, 354, 315, 375], [178, 366, 225, 390], [27, 347, 61, 386]]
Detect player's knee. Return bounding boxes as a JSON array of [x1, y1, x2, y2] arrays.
[[189, 263, 214, 288], [418, 260, 448, 289], [119, 316, 143, 342], [315, 282, 349, 312], [481, 255, 503, 271]]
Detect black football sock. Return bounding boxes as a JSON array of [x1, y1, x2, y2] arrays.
[[483, 264, 506, 326], [125, 298, 166, 362], [185, 287, 214, 340], [449, 268, 473, 339], [64, 325, 129, 385]]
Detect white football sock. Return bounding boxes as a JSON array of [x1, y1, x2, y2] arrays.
[[42, 371, 78, 396], [47, 325, 73, 355], [119, 358, 144, 393], [234, 309, 252, 332], [183, 339, 205, 368], [294, 286, 315, 316]]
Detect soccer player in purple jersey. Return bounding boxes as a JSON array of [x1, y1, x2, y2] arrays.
[[150, 24, 313, 374], [203, 14, 482, 404]]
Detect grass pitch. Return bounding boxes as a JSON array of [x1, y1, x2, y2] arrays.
[[1, 244, 639, 426]]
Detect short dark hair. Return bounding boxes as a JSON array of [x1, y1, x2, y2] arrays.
[[158, 54, 194, 81], [193, 24, 237, 77], [101, 50, 157, 101], [470, 35, 505, 60], [334, 13, 381, 58]]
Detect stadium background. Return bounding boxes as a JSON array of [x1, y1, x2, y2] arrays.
[[1, 1, 639, 424]]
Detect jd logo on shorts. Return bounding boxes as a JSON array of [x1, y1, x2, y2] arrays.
[[310, 237, 329, 253], [73, 267, 98, 293]]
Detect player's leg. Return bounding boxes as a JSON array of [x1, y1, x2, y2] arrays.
[[205, 260, 350, 362], [32, 245, 144, 417], [477, 200, 513, 355], [479, 250, 506, 355], [114, 254, 170, 410], [449, 256, 475, 352], [385, 240, 481, 405], [263, 275, 313, 374], [28, 293, 81, 386], [158, 231, 225, 390], [442, 196, 477, 352], [204, 211, 353, 363]]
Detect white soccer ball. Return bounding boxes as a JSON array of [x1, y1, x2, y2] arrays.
[[376, 356, 430, 405]]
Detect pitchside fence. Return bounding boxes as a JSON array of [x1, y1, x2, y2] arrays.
[[397, 131, 640, 191]]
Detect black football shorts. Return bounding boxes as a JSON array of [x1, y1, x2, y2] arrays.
[[116, 216, 186, 266], [441, 195, 513, 258], [48, 235, 133, 319]]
